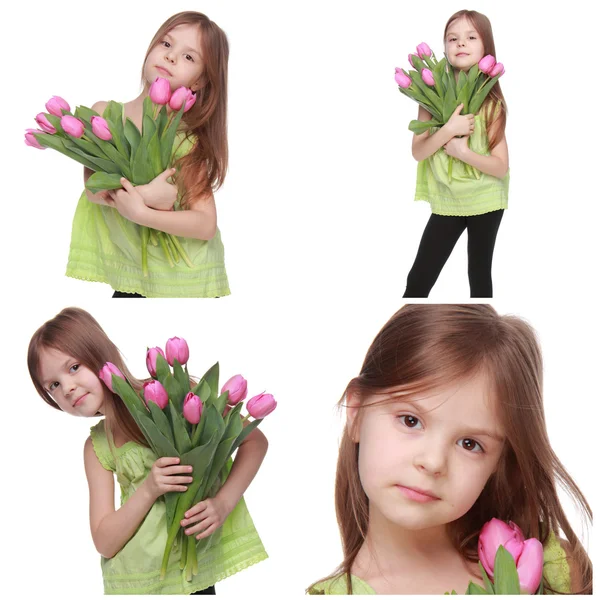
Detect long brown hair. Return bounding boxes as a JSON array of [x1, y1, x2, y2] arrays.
[[312, 305, 592, 594], [28, 307, 148, 449], [142, 12, 229, 208], [444, 10, 507, 150]]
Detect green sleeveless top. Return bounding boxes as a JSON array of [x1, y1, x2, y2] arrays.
[[308, 531, 571, 595], [89, 420, 267, 595], [414, 109, 509, 217], [66, 135, 230, 298]]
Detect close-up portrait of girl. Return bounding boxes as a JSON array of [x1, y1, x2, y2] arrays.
[[308, 304, 592, 594]]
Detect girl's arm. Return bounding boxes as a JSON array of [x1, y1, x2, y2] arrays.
[[106, 178, 217, 240], [180, 427, 269, 539], [412, 104, 474, 161], [443, 116, 509, 178], [84, 438, 193, 559]]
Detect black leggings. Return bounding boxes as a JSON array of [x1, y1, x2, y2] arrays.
[[112, 291, 145, 298], [191, 585, 216, 595], [403, 209, 504, 298]]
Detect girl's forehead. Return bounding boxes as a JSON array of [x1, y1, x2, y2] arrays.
[[446, 17, 476, 36]]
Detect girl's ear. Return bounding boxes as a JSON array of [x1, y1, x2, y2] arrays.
[[346, 390, 361, 443]]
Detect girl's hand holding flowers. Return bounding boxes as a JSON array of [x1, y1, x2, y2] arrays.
[[444, 135, 470, 159], [143, 456, 194, 501], [136, 167, 178, 211], [106, 178, 150, 225], [445, 104, 475, 137], [181, 495, 233, 540]]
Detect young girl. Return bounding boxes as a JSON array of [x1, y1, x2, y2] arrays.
[[67, 12, 230, 298], [28, 307, 268, 594], [404, 10, 509, 298], [308, 304, 592, 594]]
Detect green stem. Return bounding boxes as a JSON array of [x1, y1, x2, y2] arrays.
[[448, 156, 454, 182], [186, 534, 197, 580], [141, 227, 150, 277], [167, 234, 181, 263], [149, 229, 159, 246], [157, 232, 175, 267], [179, 529, 187, 569], [169, 235, 194, 268]]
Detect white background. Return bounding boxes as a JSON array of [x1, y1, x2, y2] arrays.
[[1, 0, 597, 598]]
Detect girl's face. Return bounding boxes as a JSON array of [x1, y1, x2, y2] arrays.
[[445, 17, 485, 71], [350, 371, 505, 532], [144, 23, 205, 92], [38, 347, 107, 417]]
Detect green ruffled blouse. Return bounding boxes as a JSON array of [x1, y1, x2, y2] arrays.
[[414, 109, 509, 217], [308, 531, 571, 594], [89, 420, 267, 595], [66, 135, 230, 298]]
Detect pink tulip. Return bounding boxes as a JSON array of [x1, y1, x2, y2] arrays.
[[421, 68, 435, 86], [98, 362, 125, 392], [478, 54, 496, 74], [146, 346, 166, 378], [416, 42, 432, 58], [61, 115, 85, 138], [143, 380, 169, 410], [35, 113, 56, 134], [91, 116, 112, 141], [246, 393, 277, 419], [478, 518, 543, 593], [149, 77, 172, 105], [165, 336, 189, 366], [394, 69, 412, 89], [184, 91, 197, 112], [221, 375, 248, 405], [516, 538, 544, 594], [489, 62, 505, 78], [24, 129, 46, 149], [45, 95, 70, 117], [183, 392, 203, 424], [408, 54, 417, 68], [169, 86, 193, 111]]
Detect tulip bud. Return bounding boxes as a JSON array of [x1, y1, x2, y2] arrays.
[[146, 346, 166, 378], [516, 538, 544, 594], [416, 42, 432, 58], [184, 91, 197, 112], [478, 518, 525, 578], [24, 129, 46, 149], [98, 362, 125, 392], [149, 77, 172, 105], [143, 380, 169, 410], [489, 62, 505, 78], [394, 69, 412, 89], [61, 115, 85, 138], [246, 393, 277, 419], [221, 375, 248, 405], [35, 113, 56, 134], [169, 86, 193, 111], [91, 116, 112, 141], [45, 95, 70, 117], [183, 392, 203, 424], [165, 336, 189, 366], [408, 53, 417, 68], [421, 68, 435, 86], [478, 54, 496, 74]]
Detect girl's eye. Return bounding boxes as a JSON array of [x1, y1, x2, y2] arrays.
[[399, 415, 423, 429], [458, 438, 484, 453], [161, 41, 171, 48], [70, 364, 80, 373], [48, 381, 58, 392], [185, 54, 194, 62]]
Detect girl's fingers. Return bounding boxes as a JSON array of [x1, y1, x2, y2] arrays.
[[161, 464, 193, 476], [162, 475, 194, 485], [184, 501, 207, 519], [120, 177, 136, 193], [185, 515, 212, 535], [156, 456, 182, 467], [161, 167, 177, 180], [196, 523, 217, 540]]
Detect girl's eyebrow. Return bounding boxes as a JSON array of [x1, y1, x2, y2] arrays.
[[447, 30, 477, 36], [464, 428, 504, 442]]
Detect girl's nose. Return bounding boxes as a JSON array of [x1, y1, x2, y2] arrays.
[[414, 446, 447, 476]]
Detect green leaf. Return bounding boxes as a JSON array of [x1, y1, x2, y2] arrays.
[[155, 353, 171, 386], [124, 118, 141, 158], [198, 404, 225, 446], [147, 129, 163, 177], [131, 138, 153, 184], [74, 105, 101, 122], [457, 69, 468, 94], [168, 400, 192, 455], [222, 400, 243, 427], [201, 362, 220, 402], [478, 562, 495, 595], [137, 411, 179, 457], [147, 399, 175, 445], [408, 119, 443, 135], [213, 391, 230, 416], [164, 374, 185, 408], [494, 545, 521, 595], [103, 101, 130, 157], [173, 360, 190, 397], [156, 105, 169, 138], [466, 582, 490, 594], [469, 74, 502, 115], [160, 103, 186, 170], [34, 133, 102, 171], [442, 91, 456, 122], [63, 140, 122, 174], [85, 172, 123, 194], [230, 418, 263, 454]]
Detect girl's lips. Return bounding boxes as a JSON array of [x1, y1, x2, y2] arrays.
[[156, 65, 172, 76], [396, 485, 440, 503], [73, 393, 88, 407]]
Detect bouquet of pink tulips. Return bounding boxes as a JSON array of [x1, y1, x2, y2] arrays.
[[395, 42, 505, 180], [446, 518, 544, 594], [25, 78, 198, 276], [99, 336, 277, 582]]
